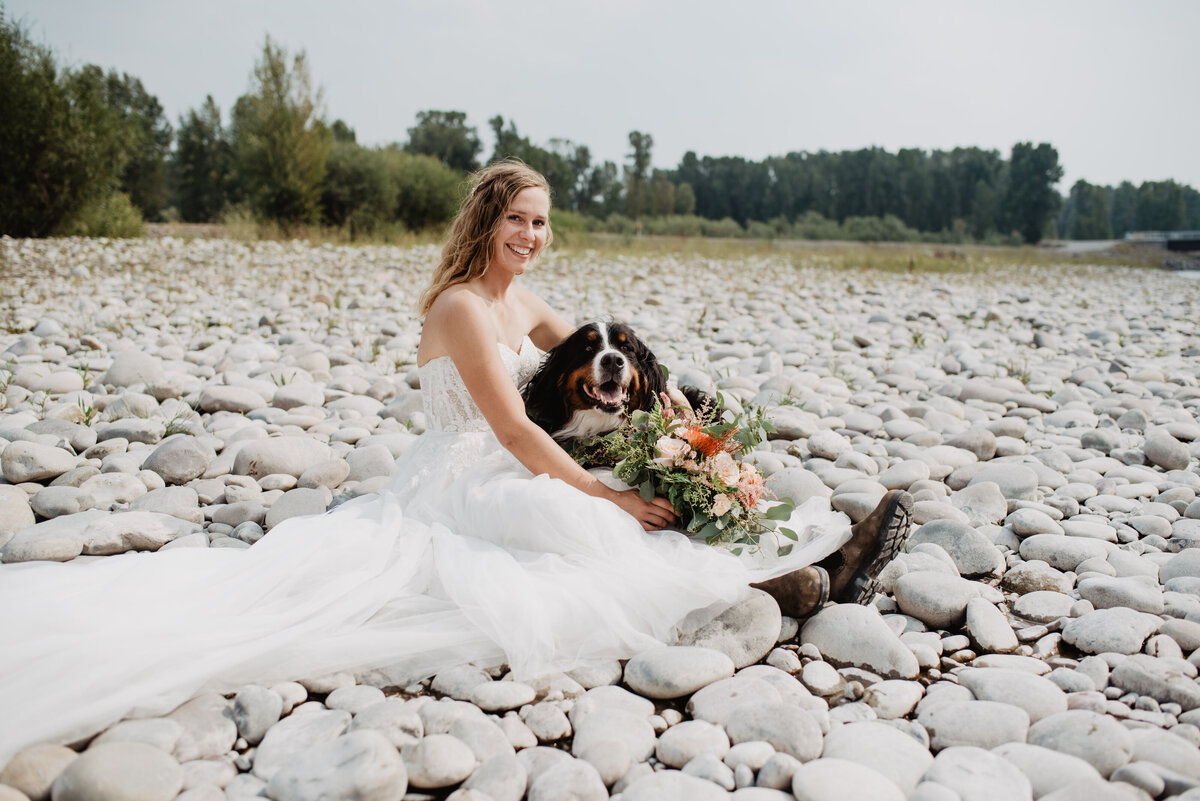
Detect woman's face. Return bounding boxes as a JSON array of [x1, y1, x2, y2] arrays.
[[490, 186, 550, 276]]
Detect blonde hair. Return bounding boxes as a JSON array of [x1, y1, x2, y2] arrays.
[[419, 160, 553, 317]]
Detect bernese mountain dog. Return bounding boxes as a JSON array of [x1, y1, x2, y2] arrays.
[[522, 321, 716, 443]]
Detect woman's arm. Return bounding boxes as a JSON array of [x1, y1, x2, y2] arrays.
[[427, 292, 676, 530]]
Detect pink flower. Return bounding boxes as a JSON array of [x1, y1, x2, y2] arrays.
[[708, 452, 740, 488], [654, 436, 690, 466], [737, 468, 765, 509], [711, 493, 732, 517]]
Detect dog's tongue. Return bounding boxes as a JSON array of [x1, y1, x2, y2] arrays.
[[598, 384, 624, 405]]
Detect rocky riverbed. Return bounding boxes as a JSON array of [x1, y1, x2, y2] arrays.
[[1, 236, 1199, 801]]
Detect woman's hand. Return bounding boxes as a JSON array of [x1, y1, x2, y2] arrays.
[[609, 489, 677, 531]]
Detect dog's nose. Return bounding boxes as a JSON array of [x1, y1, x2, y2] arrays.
[[600, 352, 625, 373]]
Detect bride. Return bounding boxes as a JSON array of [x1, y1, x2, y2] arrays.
[[0, 161, 910, 766]]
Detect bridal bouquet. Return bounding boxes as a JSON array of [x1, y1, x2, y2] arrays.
[[571, 399, 798, 554]]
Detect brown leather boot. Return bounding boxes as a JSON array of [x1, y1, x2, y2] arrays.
[[750, 565, 830, 618], [824, 489, 913, 605]]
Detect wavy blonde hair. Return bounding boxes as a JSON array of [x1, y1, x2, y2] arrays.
[[419, 160, 553, 317]]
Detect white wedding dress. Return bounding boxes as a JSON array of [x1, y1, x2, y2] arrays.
[[0, 337, 850, 764]]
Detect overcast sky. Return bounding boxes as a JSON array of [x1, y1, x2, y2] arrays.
[[8, 0, 1199, 192]]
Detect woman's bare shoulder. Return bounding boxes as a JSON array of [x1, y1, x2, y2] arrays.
[[419, 287, 492, 363]]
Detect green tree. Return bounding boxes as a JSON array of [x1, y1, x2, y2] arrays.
[[649, 170, 675, 216], [320, 141, 397, 233], [382, 148, 462, 230], [231, 37, 331, 226], [330, 119, 356, 144], [0, 12, 128, 236], [406, 110, 480, 172], [968, 179, 997, 240], [172, 95, 233, 222], [1002, 142, 1062, 243], [102, 70, 172, 220], [1066, 180, 1112, 240], [1109, 181, 1137, 238], [673, 181, 696, 216], [625, 131, 653, 220], [1184, 185, 1200, 230], [1135, 180, 1185, 231]]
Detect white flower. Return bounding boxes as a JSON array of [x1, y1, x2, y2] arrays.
[[654, 436, 690, 466], [711, 493, 733, 517], [709, 451, 740, 487]]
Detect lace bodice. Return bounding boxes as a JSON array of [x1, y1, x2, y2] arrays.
[[419, 337, 542, 432]]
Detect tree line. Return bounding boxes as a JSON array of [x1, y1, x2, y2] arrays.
[[3, 13, 1198, 244]]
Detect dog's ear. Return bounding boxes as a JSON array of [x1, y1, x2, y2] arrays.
[[522, 334, 576, 433], [627, 332, 666, 412]]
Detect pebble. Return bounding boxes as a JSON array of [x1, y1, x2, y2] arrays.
[[800, 604, 919, 679], [675, 589, 781, 668], [822, 720, 933, 794], [265, 730, 406, 801], [923, 746, 1034, 801], [1060, 608, 1163, 655], [725, 701, 823, 761], [401, 733, 477, 789], [50, 742, 182, 801], [957, 667, 1067, 722], [993, 742, 1104, 799], [917, 699, 1030, 750], [790, 757, 905, 801], [908, 519, 1001, 577], [893, 572, 979, 628], [623, 646, 735, 699], [1027, 710, 1134, 777]]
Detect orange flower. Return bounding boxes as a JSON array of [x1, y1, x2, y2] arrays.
[[681, 425, 740, 458]]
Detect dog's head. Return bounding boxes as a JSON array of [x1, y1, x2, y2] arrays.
[[523, 321, 666, 442]]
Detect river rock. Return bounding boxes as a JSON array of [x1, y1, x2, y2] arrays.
[[923, 746, 1033, 801], [252, 708, 351, 780], [265, 730, 406, 801], [402, 733, 476, 789], [822, 720, 932, 794], [908, 519, 1001, 577], [917, 700, 1030, 751], [0, 743, 77, 801], [141, 436, 214, 485], [893, 572, 978, 628], [992, 742, 1103, 799], [1145, 430, 1191, 471], [233, 685, 283, 746], [233, 439, 334, 480], [51, 742, 181, 801], [957, 668, 1067, 723], [1027, 710, 1134, 777], [674, 589, 781, 668], [790, 757, 905, 801], [654, 720, 730, 769], [1060, 608, 1162, 655], [623, 646, 734, 699], [1, 441, 76, 483], [800, 603, 919, 679], [1109, 653, 1200, 711]]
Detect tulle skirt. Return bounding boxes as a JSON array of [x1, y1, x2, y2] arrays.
[[0, 431, 849, 763]]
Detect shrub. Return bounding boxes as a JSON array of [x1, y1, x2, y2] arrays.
[[60, 191, 145, 238], [642, 215, 703, 237], [699, 217, 744, 238], [793, 211, 842, 240], [383, 149, 462, 231]]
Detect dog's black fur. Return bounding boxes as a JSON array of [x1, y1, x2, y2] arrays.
[[523, 321, 717, 443]]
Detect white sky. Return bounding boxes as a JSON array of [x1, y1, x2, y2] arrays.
[[8, 0, 1199, 192]]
